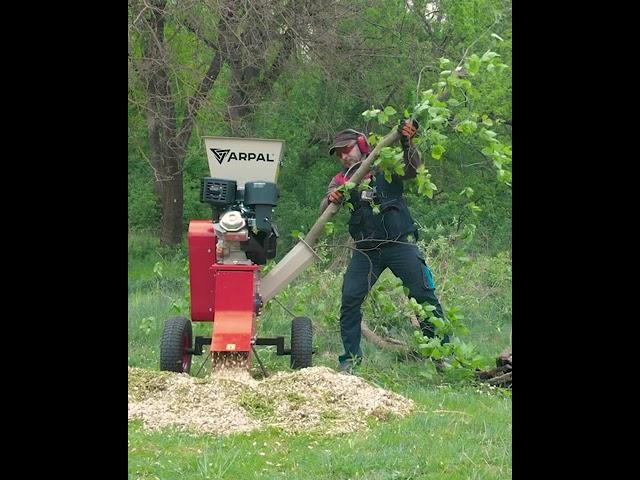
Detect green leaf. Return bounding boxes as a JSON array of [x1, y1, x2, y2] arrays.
[[420, 89, 434, 102], [466, 202, 482, 214], [345, 181, 356, 190], [481, 50, 500, 62], [431, 317, 445, 329], [372, 205, 380, 215], [358, 178, 372, 191], [468, 54, 481, 75], [367, 133, 380, 146], [481, 114, 494, 126], [431, 144, 445, 160], [459, 187, 474, 198], [482, 129, 498, 139], [439, 58, 452, 69], [455, 119, 477, 135], [324, 222, 334, 235], [491, 33, 504, 41], [377, 112, 388, 124], [414, 101, 430, 115], [498, 169, 512, 184], [428, 130, 448, 144], [361, 108, 380, 121], [383, 106, 397, 115], [481, 146, 494, 156], [447, 98, 461, 107], [290, 230, 301, 239]]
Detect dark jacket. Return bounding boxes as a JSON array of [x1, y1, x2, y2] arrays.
[[320, 146, 422, 248]]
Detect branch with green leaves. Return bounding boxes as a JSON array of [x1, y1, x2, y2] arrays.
[[363, 48, 512, 194]]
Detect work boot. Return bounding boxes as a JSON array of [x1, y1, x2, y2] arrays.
[[338, 359, 356, 375]]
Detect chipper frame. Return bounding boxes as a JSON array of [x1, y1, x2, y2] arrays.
[[159, 137, 313, 373]]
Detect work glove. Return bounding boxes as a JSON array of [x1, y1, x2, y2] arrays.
[[398, 119, 419, 151], [328, 190, 343, 204]]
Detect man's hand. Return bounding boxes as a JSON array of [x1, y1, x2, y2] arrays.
[[328, 190, 343, 204], [399, 119, 419, 150]]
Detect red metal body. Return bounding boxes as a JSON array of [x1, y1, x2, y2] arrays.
[[188, 221, 217, 321], [188, 220, 260, 354], [210, 264, 260, 352]]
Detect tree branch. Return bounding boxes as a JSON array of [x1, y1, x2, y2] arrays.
[[174, 51, 224, 153], [457, 16, 502, 68], [180, 18, 218, 51], [361, 321, 409, 353]]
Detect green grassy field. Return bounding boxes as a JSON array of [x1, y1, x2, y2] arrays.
[[128, 231, 512, 479]]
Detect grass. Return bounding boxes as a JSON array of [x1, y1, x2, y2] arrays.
[[128, 231, 512, 479], [129, 383, 511, 479]]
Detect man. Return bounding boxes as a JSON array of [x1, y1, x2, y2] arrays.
[[321, 121, 448, 373]]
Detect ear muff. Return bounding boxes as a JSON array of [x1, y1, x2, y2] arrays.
[[356, 135, 370, 155]]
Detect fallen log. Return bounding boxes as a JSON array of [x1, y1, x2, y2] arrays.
[[476, 348, 512, 387], [361, 321, 410, 353]]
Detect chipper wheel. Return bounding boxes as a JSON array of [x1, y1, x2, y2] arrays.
[[160, 316, 193, 373], [290, 316, 313, 369]]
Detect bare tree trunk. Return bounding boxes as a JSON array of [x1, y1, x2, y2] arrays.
[[137, 0, 224, 245], [160, 163, 184, 245], [142, 0, 183, 244], [145, 108, 164, 199]]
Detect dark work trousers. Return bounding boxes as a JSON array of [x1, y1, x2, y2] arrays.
[[338, 240, 447, 364]]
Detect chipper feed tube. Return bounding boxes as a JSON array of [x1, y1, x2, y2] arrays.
[[259, 129, 401, 303]]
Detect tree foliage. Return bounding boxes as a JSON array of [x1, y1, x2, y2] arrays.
[[128, 0, 512, 253]]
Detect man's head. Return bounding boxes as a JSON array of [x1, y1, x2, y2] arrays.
[[329, 129, 369, 169]]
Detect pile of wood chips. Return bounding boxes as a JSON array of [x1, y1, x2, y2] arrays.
[[128, 366, 414, 436]]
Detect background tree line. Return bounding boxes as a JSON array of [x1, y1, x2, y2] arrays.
[[128, 0, 512, 256]]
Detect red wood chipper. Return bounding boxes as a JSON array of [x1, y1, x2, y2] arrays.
[[159, 137, 315, 374]]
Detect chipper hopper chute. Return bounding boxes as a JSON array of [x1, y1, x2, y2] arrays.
[[159, 136, 313, 374]]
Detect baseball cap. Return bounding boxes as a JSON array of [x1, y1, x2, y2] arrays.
[[328, 129, 363, 156]]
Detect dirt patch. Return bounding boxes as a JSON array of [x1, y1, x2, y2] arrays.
[[128, 366, 414, 436]]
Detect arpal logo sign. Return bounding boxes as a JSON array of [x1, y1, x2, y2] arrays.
[[209, 148, 276, 165], [204, 137, 284, 187], [210, 148, 231, 165]]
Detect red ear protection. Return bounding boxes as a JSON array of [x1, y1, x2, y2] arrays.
[[356, 135, 370, 155]]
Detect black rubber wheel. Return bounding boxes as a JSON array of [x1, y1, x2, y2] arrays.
[[290, 316, 313, 369], [160, 316, 193, 373]]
